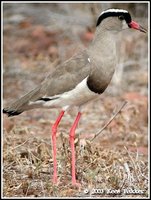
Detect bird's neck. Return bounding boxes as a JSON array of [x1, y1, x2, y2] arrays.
[[88, 28, 118, 59], [87, 28, 118, 84]]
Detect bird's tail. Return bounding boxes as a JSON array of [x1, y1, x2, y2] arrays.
[[3, 86, 42, 117]]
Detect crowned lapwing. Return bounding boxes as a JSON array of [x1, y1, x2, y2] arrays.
[[3, 8, 147, 185]]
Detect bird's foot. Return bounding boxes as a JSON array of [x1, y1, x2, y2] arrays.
[[72, 180, 81, 188]]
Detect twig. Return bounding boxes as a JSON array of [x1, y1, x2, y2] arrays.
[[124, 146, 140, 182], [10, 138, 29, 150], [90, 101, 127, 142]]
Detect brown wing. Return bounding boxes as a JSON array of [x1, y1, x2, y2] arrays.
[[40, 50, 91, 96], [3, 50, 91, 115]]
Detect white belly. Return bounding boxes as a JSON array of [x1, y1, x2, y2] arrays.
[[30, 77, 99, 108]]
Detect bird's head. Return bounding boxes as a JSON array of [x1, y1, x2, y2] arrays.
[[96, 8, 147, 33]]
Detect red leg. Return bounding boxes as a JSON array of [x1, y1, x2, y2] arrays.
[[69, 112, 81, 185], [51, 110, 65, 184]]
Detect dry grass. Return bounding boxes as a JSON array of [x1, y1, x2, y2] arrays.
[[3, 97, 148, 198]]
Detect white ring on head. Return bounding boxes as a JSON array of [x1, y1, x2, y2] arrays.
[[101, 9, 128, 16]]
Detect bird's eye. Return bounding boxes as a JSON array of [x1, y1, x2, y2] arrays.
[[118, 15, 124, 20]]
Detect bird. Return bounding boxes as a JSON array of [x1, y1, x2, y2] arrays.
[[3, 8, 147, 186]]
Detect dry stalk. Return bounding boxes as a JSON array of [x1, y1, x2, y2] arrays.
[[90, 101, 127, 142]]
